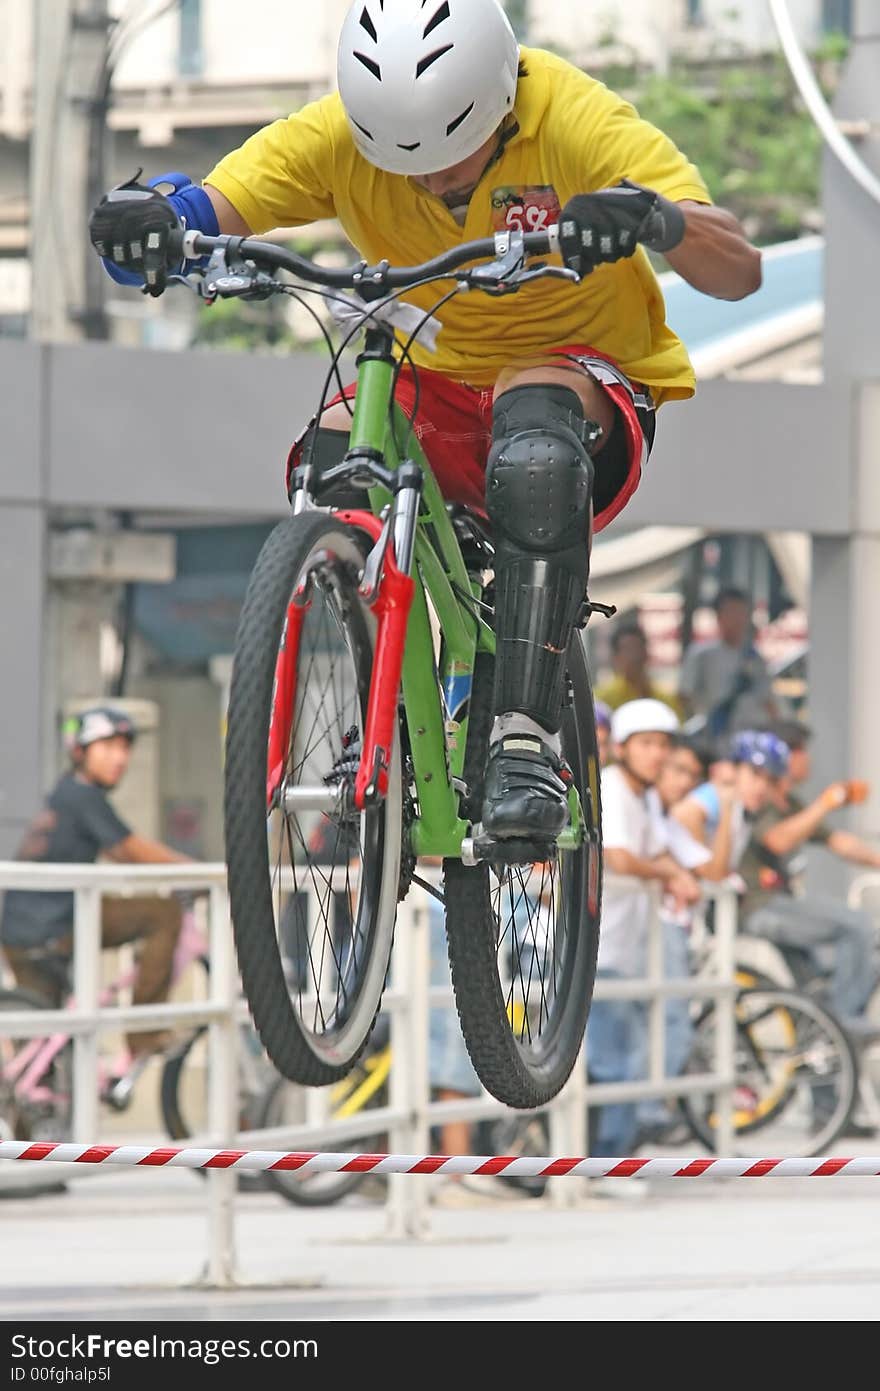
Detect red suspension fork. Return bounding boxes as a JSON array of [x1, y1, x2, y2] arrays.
[[336, 509, 416, 810], [266, 497, 417, 817], [266, 585, 310, 810]]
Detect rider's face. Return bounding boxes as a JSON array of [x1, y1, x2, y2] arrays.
[[410, 132, 501, 203]]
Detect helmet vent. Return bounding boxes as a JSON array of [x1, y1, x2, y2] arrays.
[[398, 141, 421, 151], [446, 101, 474, 136], [423, 2, 450, 39], [416, 43, 453, 78], [359, 7, 377, 41], [354, 51, 382, 80], [353, 119, 374, 140]]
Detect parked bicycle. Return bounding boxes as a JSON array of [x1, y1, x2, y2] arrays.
[[175, 226, 606, 1109], [0, 901, 269, 1172]]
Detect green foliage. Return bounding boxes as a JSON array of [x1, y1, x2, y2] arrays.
[[629, 49, 846, 244], [191, 293, 299, 352]]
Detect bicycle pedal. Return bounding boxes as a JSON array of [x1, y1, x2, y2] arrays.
[[463, 833, 558, 867], [101, 1076, 135, 1112]]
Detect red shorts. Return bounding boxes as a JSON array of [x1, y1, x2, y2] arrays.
[[289, 345, 655, 534]]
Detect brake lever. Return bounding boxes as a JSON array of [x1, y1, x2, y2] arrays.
[[465, 229, 526, 291], [509, 264, 584, 288], [198, 244, 278, 304]]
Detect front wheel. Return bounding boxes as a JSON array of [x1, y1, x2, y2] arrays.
[[443, 641, 602, 1109], [224, 513, 403, 1087]]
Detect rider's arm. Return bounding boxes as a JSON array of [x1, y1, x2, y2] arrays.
[[663, 202, 762, 302], [551, 73, 761, 302], [826, 831, 880, 869], [203, 96, 339, 235], [203, 185, 252, 237], [104, 834, 191, 866]]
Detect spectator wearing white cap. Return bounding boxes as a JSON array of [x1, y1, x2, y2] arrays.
[[587, 699, 704, 1157]]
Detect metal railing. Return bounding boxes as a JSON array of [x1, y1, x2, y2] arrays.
[[0, 862, 738, 1284]]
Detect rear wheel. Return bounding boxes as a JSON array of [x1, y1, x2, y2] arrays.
[[443, 642, 602, 1109], [681, 986, 858, 1156], [225, 514, 402, 1086]]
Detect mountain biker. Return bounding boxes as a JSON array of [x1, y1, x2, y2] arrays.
[[0, 707, 191, 1065], [89, 0, 761, 844]]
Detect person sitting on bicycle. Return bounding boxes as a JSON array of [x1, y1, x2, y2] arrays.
[[89, 0, 760, 839], [0, 707, 191, 1066]]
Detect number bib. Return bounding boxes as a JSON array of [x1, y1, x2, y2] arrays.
[[490, 185, 562, 234]]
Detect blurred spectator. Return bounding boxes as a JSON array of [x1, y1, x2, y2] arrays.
[[588, 700, 702, 1157], [674, 730, 787, 876], [679, 587, 777, 737], [595, 699, 612, 768], [0, 706, 189, 1074], [739, 720, 880, 1028], [595, 622, 684, 719]]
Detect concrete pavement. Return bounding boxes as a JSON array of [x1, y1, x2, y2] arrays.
[[2, 1160, 879, 1321]]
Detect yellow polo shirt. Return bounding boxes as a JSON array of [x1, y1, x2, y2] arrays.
[[206, 47, 711, 403]]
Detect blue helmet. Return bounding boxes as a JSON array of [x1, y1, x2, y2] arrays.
[[594, 699, 612, 732], [731, 730, 790, 778]]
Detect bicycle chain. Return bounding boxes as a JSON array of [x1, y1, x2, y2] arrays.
[[398, 758, 417, 903]]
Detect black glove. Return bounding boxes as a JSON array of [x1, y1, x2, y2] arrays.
[[89, 171, 183, 298], [558, 179, 686, 277]]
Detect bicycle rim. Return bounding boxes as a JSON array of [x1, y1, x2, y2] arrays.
[[444, 642, 602, 1108], [225, 515, 402, 1084], [682, 987, 858, 1157]]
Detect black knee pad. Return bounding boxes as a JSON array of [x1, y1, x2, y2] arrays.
[[486, 384, 595, 566], [485, 385, 595, 731]]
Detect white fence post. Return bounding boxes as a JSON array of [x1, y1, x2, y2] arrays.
[[71, 885, 101, 1145], [713, 884, 737, 1159], [204, 882, 238, 1288], [386, 891, 431, 1238]]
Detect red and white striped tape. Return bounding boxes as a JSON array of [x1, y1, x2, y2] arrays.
[[2, 1141, 879, 1177]]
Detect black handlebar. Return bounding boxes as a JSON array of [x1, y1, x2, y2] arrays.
[[171, 227, 559, 295]]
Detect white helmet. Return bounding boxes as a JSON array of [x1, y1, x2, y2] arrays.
[[611, 699, 680, 745], [337, 0, 520, 177]]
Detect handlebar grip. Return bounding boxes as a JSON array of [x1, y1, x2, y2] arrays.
[[166, 227, 187, 264]]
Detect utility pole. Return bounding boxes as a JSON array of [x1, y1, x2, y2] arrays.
[[30, 0, 112, 342]]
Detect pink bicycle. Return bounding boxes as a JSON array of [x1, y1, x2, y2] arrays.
[[0, 903, 269, 1156]]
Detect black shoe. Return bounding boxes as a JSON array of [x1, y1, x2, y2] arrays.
[[481, 734, 570, 841]]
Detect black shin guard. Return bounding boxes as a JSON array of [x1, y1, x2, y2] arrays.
[[486, 384, 595, 735]]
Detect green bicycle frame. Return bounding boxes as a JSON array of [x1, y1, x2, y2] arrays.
[[344, 343, 493, 858], [336, 330, 585, 861]]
